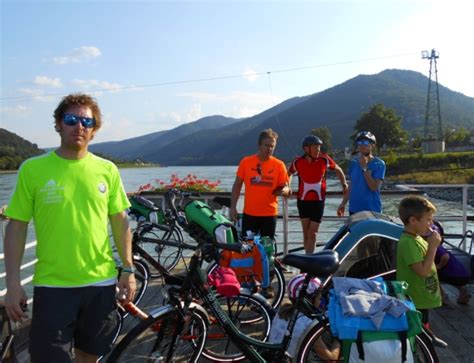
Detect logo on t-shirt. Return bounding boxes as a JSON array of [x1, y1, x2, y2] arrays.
[[98, 182, 107, 193], [39, 179, 64, 204]]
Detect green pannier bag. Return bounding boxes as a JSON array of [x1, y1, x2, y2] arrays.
[[184, 200, 239, 244], [128, 195, 165, 224]]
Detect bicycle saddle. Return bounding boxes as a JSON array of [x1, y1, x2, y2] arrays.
[[282, 250, 339, 278]]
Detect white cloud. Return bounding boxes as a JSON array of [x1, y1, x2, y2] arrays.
[[18, 88, 56, 102], [184, 103, 202, 122], [242, 68, 259, 82], [53, 46, 102, 65], [33, 75, 62, 88], [71, 79, 123, 94], [0, 105, 30, 119], [178, 91, 280, 118]]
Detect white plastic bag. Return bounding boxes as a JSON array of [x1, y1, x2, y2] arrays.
[[348, 339, 414, 363]]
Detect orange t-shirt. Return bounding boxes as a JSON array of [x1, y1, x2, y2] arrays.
[[236, 155, 289, 217]]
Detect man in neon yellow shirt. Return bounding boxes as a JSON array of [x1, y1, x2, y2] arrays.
[[3, 94, 136, 362]]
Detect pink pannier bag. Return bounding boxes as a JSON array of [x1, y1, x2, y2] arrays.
[[207, 266, 241, 297]]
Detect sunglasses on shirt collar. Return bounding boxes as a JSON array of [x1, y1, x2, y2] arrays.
[[63, 114, 96, 129]]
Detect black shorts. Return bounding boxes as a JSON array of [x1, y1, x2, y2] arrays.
[[241, 214, 277, 239], [29, 285, 118, 362], [297, 200, 325, 223]]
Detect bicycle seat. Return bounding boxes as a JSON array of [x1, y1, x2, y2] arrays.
[[282, 250, 339, 278]]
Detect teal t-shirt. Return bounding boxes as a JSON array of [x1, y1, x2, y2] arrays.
[[5, 151, 130, 287], [396, 233, 441, 309]]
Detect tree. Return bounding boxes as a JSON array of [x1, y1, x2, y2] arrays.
[[444, 127, 470, 146], [353, 104, 408, 149], [311, 127, 332, 153]]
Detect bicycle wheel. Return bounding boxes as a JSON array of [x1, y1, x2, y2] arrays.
[[414, 329, 439, 363], [137, 226, 184, 278], [118, 259, 150, 319], [206, 261, 285, 310], [98, 309, 123, 362], [296, 320, 439, 363], [268, 261, 285, 309], [202, 293, 271, 362], [107, 308, 208, 363], [296, 320, 342, 362]]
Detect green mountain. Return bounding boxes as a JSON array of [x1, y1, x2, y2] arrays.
[[0, 128, 45, 170], [89, 115, 242, 160], [81, 69, 474, 165], [4, 69, 473, 168]]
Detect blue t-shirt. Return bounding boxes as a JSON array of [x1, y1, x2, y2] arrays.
[[348, 156, 385, 213]]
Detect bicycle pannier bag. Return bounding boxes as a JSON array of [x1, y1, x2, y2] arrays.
[[129, 195, 164, 224], [184, 200, 238, 244]]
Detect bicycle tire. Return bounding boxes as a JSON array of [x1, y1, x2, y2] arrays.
[[296, 320, 439, 363], [207, 260, 285, 310], [98, 309, 123, 362], [136, 226, 185, 278], [201, 293, 271, 362], [107, 307, 208, 363]]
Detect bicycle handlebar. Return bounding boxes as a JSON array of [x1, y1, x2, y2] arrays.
[[130, 195, 160, 211], [163, 189, 200, 227]]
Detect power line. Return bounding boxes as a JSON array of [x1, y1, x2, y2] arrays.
[[0, 52, 418, 101]]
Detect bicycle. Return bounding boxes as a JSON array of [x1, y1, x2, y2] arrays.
[[120, 196, 273, 361], [128, 195, 186, 277], [111, 190, 439, 362], [129, 194, 286, 310], [106, 190, 279, 362]]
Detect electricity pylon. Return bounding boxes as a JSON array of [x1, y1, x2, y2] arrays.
[[422, 49, 443, 141]]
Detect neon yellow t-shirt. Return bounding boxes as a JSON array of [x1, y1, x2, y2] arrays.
[[396, 233, 441, 309], [5, 151, 130, 287]]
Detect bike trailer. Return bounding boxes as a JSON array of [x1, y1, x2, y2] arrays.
[[328, 278, 422, 363], [184, 200, 239, 244]]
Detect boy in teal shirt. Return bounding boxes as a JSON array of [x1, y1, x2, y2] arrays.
[[396, 195, 446, 347]]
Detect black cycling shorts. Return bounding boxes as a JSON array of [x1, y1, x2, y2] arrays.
[[29, 285, 118, 362], [297, 200, 325, 223], [241, 214, 277, 239]]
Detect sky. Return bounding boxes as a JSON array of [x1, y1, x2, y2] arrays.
[[1, 0, 473, 148]]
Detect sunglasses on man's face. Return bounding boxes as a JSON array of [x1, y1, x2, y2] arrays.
[[63, 114, 96, 129], [357, 140, 371, 146]]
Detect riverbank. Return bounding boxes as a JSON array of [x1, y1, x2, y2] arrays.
[[385, 179, 474, 207]]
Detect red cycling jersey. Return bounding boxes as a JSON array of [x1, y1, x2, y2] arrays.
[[288, 154, 336, 201]]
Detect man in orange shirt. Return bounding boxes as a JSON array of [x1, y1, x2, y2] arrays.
[[230, 128, 290, 240]]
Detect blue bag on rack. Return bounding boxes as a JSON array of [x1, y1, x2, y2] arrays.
[[328, 277, 415, 340]]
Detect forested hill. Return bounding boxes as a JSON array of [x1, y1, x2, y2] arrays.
[[0, 128, 45, 170], [90, 69, 474, 165]]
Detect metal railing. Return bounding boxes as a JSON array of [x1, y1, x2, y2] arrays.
[[1, 184, 473, 299]]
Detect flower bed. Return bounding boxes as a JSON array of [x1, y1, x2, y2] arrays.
[[137, 173, 221, 193]]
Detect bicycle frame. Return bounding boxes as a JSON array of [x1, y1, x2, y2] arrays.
[[175, 246, 318, 363]]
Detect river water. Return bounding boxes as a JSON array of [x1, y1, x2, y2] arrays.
[[1, 166, 473, 292]]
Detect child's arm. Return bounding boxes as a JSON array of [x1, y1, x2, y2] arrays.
[[410, 232, 442, 277]]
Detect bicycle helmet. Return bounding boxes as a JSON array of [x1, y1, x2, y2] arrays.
[[287, 273, 321, 299], [302, 135, 323, 149], [355, 131, 376, 144]]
